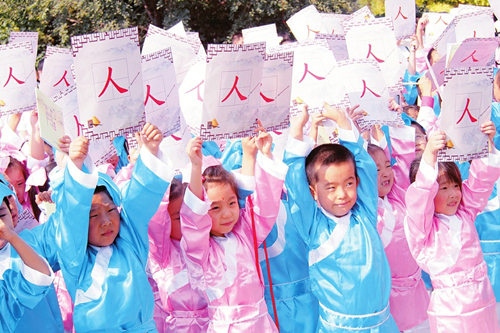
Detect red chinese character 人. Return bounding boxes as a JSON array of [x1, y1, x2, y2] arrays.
[[98, 67, 128, 97], [3, 67, 25, 87], [456, 98, 477, 124], [185, 80, 204, 102], [306, 25, 320, 38], [299, 63, 325, 83], [394, 7, 408, 20], [360, 79, 381, 98], [435, 16, 449, 25], [53, 70, 70, 88], [366, 44, 384, 63], [144, 85, 165, 106], [461, 50, 479, 63], [221, 76, 247, 103]]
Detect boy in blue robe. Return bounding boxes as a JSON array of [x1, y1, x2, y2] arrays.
[[49, 123, 174, 332], [283, 105, 399, 332], [0, 181, 55, 333]]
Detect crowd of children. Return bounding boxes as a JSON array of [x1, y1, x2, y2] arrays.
[[1, 6, 500, 333]]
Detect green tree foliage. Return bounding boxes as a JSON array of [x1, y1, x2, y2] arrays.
[[360, 0, 490, 16]]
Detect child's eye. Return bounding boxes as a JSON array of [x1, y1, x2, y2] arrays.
[[347, 182, 353, 186], [108, 208, 115, 213], [454, 184, 460, 188], [90, 214, 98, 219], [440, 187, 447, 191], [229, 201, 237, 206], [210, 206, 219, 211]]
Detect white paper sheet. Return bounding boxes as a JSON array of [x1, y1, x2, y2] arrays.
[[0, 41, 37, 116], [286, 5, 326, 42], [141, 47, 180, 137], [36, 88, 65, 152], [51, 84, 80, 139], [438, 66, 493, 162], [39, 46, 75, 98], [71, 27, 145, 141], [385, 0, 416, 39]]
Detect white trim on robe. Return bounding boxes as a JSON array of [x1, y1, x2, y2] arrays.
[[259, 201, 287, 262]]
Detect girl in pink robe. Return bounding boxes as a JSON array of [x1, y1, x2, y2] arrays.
[[181, 134, 287, 333], [405, 124, 500, 333], [369, 125, 430, 331]]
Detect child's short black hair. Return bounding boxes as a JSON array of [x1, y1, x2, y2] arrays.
[[169, 178, 187, 202], [305, 144, 358, 186], [367, 143, 385, 159], [202, 165, 239, 201], [409, 157, 463, 192], [94, 185, 113, 201]]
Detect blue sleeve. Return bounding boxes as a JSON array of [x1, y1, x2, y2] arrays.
[[119, 149, 173, 266], [51, 160, 97, 278], [339, 135, 378, 227], [283, 138, 316, 245], [20, 221, 60, 272]]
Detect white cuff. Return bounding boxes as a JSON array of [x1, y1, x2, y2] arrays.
[[67, 159, 99, 189], [0, 125, 25, 149], [184, 186, 211, 216], [338, 122, 358, 143], [20, 256, 55, 287], [371, 134, 387, 149], [285, 135, 315, 157], [232, 170, 256, 191], [27, 155, 49, 170], [419, 157, 439, 181], [389, 126, 415, 143], [256, 152, 288, 180], [139, 148, 175, 183], [484, 145, 500, 167]]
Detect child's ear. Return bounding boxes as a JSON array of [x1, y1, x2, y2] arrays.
[[356, 176, 360, 187], [309, 185, 318, 201]]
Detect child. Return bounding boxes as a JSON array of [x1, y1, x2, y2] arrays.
[[284, 104, 398, 332], [0, 181, 55, 332], [368, 125, 430, 331], [180, 128, 288, 332], [51, 123, 175, 332], [405, 124, 500, 332]]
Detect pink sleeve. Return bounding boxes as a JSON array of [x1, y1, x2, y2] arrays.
[[416, 105, 439, 134], [238, 153, 288, 246], [148, 191, 172, 267], [404, 159, 439, 251], [113, 163, 134, 188], [389, 126, 416, 195], [180, 187, 212, 272], [462, 150, 500, 219]]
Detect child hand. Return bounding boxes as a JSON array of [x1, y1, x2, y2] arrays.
[[417, 16, 429, 31], [388, 98, 402, 114], [69, 136, 89, 170], [290, 104, 309, 139], [141, 123, 162, 156], [480, 121, 496, 142], [409, 35, 418, 52], [426, 130, 446, 154], [418, 76, 432, 97], [323, 103, 351, 130], [35, 190, 54, 205], [186, 137, 203, 168], [241, 136, 257, 159], [30, 108, 39, 130], [0, 217, 15, 243], [58, 135, 72, 154], [310, 113, 326, 128], [254, 120, 273, 159]]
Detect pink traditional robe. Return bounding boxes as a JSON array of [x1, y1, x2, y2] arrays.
[[374, 126, 430, 331], [115, 162, 209, 333], [180, 153, 287, 333], [405, 150, 500, 333]]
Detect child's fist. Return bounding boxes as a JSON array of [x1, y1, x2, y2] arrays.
[[69, 136, 89, 170], [186, 137, 203, 168], [480, 121, 496, 142], [426, 130, 446, 154], [241, 137, 257, 159], [141, 123, 162, 156]]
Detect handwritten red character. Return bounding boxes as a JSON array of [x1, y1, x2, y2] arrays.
[[170, 134, 182, 141], [360, 79, 381, 98], [366, 44, 385, 63], [435, 16, 449, 25], [299, 63, 325, 83], [306, 25, 320, 38], [53, 70, 70, 88], [3, 67, 25, 87], [461, 50, 479, 63], [221, 76, 247, 103], [144, 85, 165, 106], [260, 92, 275, 103], [456, 98, 477, 124], [98, 67, 128, 97], [185, 80, 204, 102], [394, 7, 408, 20], [73, 115, 85, 136]]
